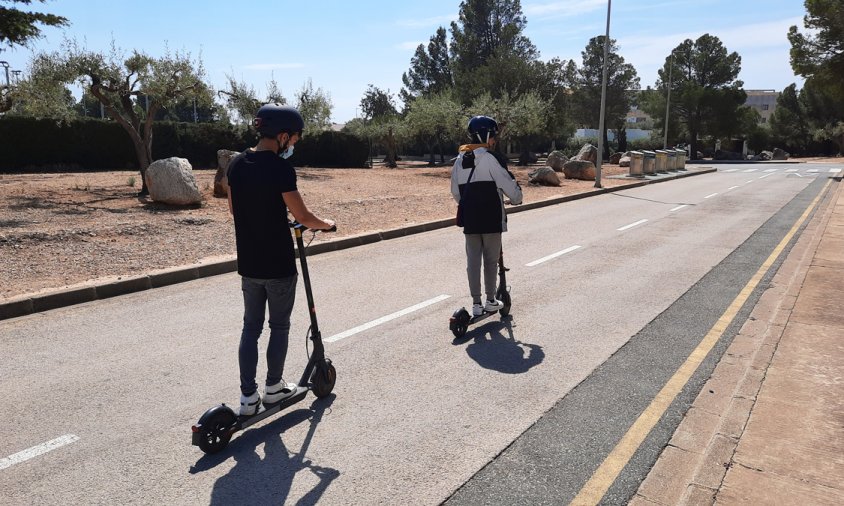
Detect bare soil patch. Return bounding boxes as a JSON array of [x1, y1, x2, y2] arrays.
[[1, 161, 635, 301]]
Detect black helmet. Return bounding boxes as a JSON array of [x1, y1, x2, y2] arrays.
[[468, 115, 499, 143], [254, 104, 305, 138]]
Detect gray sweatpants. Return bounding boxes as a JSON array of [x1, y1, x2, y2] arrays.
[[465, 233, 502, 303]]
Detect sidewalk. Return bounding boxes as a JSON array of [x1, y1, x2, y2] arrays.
[[633, 175, 844, 505]]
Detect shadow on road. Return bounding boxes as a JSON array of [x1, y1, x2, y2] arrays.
[[190, 395, 339, 506], [455, 316, 544, 374]]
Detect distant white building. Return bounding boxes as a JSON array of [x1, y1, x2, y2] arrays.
[[744, 90, 779, 124]]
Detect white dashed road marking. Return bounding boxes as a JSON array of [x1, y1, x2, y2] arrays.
[[0, 435, 80, 471], [786, 169, 799, 172], [727, 186, 740, 190], [742, 168, 758, 172], [722, 169, 739, 173], [325, 295, 451, 343], [763, 168, 777, 172], [704, 193, 718, 199], [670, 205, 688, 212], [758, 173, 775, 179], [526, 245, 582, 267], [617, 219, 648, 231], [807, 169, 819, 173], [829, 168, 841, 173]]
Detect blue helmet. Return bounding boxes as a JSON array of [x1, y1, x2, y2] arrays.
[[253, 104, 305, 138], [468, 115, 499, 143]]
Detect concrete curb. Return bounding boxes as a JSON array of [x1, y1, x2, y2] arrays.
[[0, 168, 715, 321]]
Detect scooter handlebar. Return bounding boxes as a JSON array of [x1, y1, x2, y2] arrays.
[[288, 221, 337, 233]]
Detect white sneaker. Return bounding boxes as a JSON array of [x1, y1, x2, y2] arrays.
[[239, 391, 261, 416], [472, 303, 484, 316], [264, 381, 297, 405], [484, 298, 504, 312]]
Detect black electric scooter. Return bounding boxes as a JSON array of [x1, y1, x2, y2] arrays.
[[192, 221, 337, 454], [449, 248, 511, 338]]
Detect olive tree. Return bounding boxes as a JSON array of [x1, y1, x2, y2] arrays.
[[30, 40, 208, 194], [403, 91, 464, 165]]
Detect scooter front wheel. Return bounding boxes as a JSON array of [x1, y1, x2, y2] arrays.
[[498, 289, 512, 317], [311, 359, 336, 399]]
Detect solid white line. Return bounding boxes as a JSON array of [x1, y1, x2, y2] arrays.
[[758, 173, 775, 179], [526, 245, 582, 267], [670, 205, 688, 212], [0, 435, 80, 471], [727, 186, 740, 190], [742, 168, 758, 172], [617, 219, 648, 231], [830, 168, 842, 173], [704, 193, 718, 199], [325, 295, 451, 343]]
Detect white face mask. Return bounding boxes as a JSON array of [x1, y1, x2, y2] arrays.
[[280, 145, 294, 159]]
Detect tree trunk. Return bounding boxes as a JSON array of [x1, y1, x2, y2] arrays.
[[617, 125, 628, 153], [437, 139, 445, 164], [383, 127, 398, 168]]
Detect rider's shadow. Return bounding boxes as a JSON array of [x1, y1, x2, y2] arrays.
[[193, 395, 339, 506], [458, 317, 544, 374]]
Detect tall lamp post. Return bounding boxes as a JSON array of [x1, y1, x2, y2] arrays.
[[0, 61, 10, 88], [595, 0, 612, 189], [663, 52, 674, 149]]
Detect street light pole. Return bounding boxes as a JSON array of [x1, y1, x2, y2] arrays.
[[595, 0, 612, 189], [0, 61, 10, 88], [663, 53, 673, 149]]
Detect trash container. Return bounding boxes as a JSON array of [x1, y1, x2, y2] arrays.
[[675, 149, 686, 170], [666, 150, 677, 171], [629, 151, 644, 177], [643, 150, 656, 175], [655, 150, 668, 172]]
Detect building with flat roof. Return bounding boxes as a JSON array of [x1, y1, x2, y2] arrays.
[[744, 89, 779, 124]]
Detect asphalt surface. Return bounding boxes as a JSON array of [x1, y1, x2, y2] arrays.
[[1, 163, 839, 505]]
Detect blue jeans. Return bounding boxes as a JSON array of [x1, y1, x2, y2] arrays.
[[238, 275, 298, 395]]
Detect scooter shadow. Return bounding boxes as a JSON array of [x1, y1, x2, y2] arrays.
[[191, 395, 340, 506], [453, 316, 545, 374]]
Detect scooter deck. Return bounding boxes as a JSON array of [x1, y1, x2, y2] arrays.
[[236, 386, 309, 430], [468, 309, 499, 325]]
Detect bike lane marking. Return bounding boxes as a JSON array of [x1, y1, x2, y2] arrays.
[[0, 435, 80, 471], [324, 294, 451, 343]]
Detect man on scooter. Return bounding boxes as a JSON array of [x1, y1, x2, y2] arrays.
[[227, 104, 335, 416], [451, 115, 522, 317]]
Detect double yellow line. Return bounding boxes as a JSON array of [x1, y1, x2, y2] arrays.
[[571, 179, 833, 505]]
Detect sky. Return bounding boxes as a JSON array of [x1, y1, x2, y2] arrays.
[[0, 0, 809, 123]]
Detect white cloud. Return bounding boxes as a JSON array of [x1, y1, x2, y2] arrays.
[[396, 41, 424, 51], [242, 63, 305, 71], [396, 14, 456, 28], [524, 0, 607, 19], [618, 16, 803, 87]]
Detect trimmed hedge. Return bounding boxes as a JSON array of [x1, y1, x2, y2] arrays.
[[0, 116, 369, 172]]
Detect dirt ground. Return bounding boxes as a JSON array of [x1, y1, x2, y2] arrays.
[[1, 156, 836, 302]]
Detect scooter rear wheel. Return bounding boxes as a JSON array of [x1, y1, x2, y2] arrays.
[[312, 360, 336, 398], [197, 410, 236, 454]]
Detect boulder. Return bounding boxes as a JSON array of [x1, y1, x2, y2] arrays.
[[528, 167, 561, 186], [145, 157, 202, 206], [609, 152, 623, 165], [772, 148, 790, 160], [563, 159, 596, 180], [758, 150, 773, 161], [573, 144, 598, 164], [214, 149, 240, 198], [714, 149, 743, 160], [545, 150, 569, 172], [619, 156, 632, 167]]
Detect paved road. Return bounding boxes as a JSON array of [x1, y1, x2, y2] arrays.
[[0, 163, 838, 505]]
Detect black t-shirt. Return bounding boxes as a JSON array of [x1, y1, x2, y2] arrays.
[[227, 150, 298, 279]]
